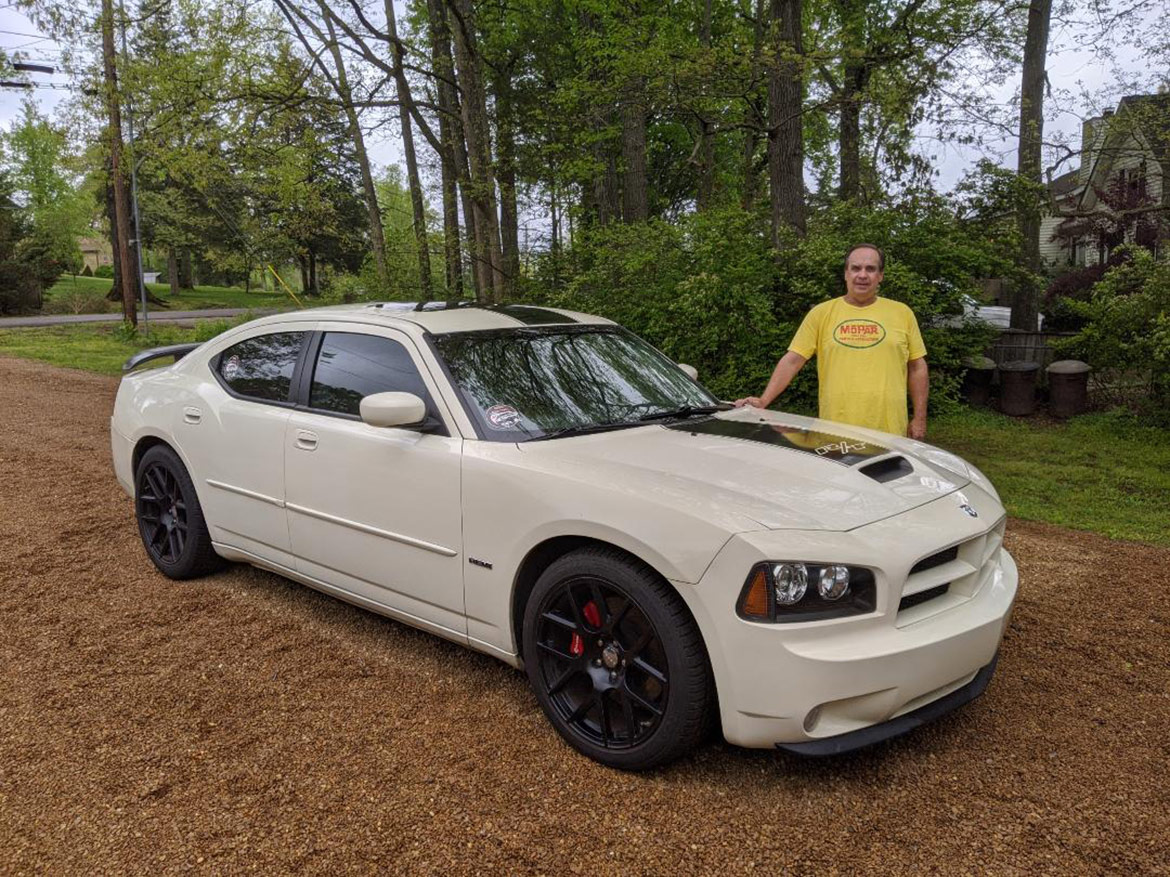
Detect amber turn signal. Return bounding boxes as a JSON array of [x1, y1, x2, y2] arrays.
[[740, 567, 771, 619]]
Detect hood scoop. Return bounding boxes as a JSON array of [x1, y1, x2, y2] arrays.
[[858, 455, 914, 483]]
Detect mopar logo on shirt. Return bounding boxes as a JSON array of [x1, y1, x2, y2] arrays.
[[833, 319, 886, 349]]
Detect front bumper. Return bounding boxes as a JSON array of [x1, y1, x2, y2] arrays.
[[777, 653, 999, 756], [677, 485, 1018, 750]]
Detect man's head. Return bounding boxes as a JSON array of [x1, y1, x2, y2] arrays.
[[843, 244, 884, 303]]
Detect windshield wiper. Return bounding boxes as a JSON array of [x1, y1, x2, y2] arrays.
[[525, 421, 646, 442], [638, 403, 733, 422]]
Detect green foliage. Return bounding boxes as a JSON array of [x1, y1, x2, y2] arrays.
[[1054, 246, 1170, 420], [536, 200, 1001, 412], [94, 265, 115, 278], [0, 261, 42, 314]]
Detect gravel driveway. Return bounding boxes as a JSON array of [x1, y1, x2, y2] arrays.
[[1, 355, 1167, 874]]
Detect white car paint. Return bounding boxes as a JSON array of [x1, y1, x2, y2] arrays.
[[111, 303, 1017, 754]]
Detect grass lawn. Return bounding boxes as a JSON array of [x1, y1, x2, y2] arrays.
[[0, 318, 248, 374], [45, 275, 296, 312], [931, 407, 1170, 548]]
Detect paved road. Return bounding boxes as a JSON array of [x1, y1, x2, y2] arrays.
[[0, 308, 275, 328]]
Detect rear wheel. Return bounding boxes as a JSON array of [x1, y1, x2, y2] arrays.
[[522, 547, 712, 770], [135, 445, 222, 579]]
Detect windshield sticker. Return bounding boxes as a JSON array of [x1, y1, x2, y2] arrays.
[[668, 418, 889, 466], [223, 355, 241, 381], [486, 404, 523, 430]]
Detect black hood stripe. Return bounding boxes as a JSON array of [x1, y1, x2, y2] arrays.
[[488, 305, 578, 325], [667, 418, 890, 466]]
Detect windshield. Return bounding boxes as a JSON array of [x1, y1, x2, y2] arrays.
[[431, 326, 718, 441]]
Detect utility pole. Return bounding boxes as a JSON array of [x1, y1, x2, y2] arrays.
[[118, 0, 148, 329], [100, 0, 138, 326]]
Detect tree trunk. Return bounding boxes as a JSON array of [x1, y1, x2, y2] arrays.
[[100, 0, 137, 326], [177, 248, 193, 289], [448, 0, 504, 303], [837, 0, 867, 202], [386, 0, 433, 298], [697, 0, 715, 210], [320, 6, 390, 295], [167, 248, 178, 296], [742, 0, 766, 210], [309, 250, 319, 297], [299, 254, 309, 295], [621, 79, 648, 223], [495, 73, 520, 298], [426, 0, 464, 302], [768, 0, 806, 245], [1012, 0, 1052, 331]]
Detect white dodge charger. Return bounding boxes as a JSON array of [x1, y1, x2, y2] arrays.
[[111, 302, 1018, 770]]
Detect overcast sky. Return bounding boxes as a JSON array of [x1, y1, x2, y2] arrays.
[[0, 2, 1164, 198]]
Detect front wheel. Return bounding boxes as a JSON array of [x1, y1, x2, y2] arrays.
[[135, 445, 223, 579], [522, 547, 713, 770]]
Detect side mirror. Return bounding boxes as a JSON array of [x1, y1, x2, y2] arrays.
[[360, 391, 427, 429], [678, 363, 698, 380]]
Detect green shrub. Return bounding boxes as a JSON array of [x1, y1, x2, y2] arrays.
[[94, 264, 114, 278], [42, 289, 110, 315], [1054, 246, 1170, 421], [0, 262, 42, 314], [531, 201, 1001, 413]]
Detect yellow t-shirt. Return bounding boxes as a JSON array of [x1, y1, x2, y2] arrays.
[[788, 296, 926, 436]]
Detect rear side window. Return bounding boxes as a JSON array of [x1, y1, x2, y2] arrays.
[[309, 332, 437, 419], [216, 332, 304, 402]]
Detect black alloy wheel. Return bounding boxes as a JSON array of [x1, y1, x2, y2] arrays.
[[523, 547, 713, 770], [135, 445, 222, 579]]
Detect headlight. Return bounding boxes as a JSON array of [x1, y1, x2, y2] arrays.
[[737, 561, 876, 623]]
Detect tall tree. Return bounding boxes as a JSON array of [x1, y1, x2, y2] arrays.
[[768, 0, 806, 243], [1011, 0, 1051, 331], [448, 0, 505, 302], [100, 0, 138, 324], [385, 0, 433, 298]]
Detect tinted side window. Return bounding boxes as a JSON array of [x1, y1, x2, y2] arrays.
[[217, 332, 304, 402], [309, 333, 436, 418]]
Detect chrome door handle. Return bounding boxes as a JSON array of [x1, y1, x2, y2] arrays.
[[295, 429, 318, 450], [183, 407, 202, 424]]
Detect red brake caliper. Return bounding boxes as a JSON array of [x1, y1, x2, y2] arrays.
[[570, 601, 602, 657]]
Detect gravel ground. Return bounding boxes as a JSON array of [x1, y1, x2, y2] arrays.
[[1, 355, 1167, 875]]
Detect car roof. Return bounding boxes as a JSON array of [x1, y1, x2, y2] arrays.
[[257, 302, 613, 334]]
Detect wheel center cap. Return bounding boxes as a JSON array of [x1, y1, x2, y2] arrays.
[[601, 644, 621, 670]]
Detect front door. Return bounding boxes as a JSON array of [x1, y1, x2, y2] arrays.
[[283, 326, 466, 639]]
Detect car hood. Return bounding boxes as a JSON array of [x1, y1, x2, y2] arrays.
[[515, 407, 969, 532]]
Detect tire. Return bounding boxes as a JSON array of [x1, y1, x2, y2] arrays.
[[522, 547, 713, 770], [134, 445, 223, 580]]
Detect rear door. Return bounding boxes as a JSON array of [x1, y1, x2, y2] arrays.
[[181, 326, 314, 568], [283, 325, 466, 640]]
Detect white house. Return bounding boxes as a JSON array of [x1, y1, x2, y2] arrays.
[[1041, 93, 1169, 269]]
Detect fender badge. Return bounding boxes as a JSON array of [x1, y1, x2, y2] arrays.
[[960, 502, 978, 518]]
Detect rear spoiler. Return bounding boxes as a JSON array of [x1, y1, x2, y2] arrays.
[[122, 342, 203, 373]]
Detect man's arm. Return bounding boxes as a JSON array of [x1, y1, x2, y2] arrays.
[[735, 351, 808, 409], [907, 357, 928, 439]]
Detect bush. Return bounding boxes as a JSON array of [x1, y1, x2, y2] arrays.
[[42, 289, 111, 315], [532, 201, 1002, 413], [94, 264, 114, 279], [0, 261, 42, 314], [1054, 246, 1170, 420]]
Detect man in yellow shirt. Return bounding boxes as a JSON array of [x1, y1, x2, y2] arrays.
[[735, 244, 929, 438]]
